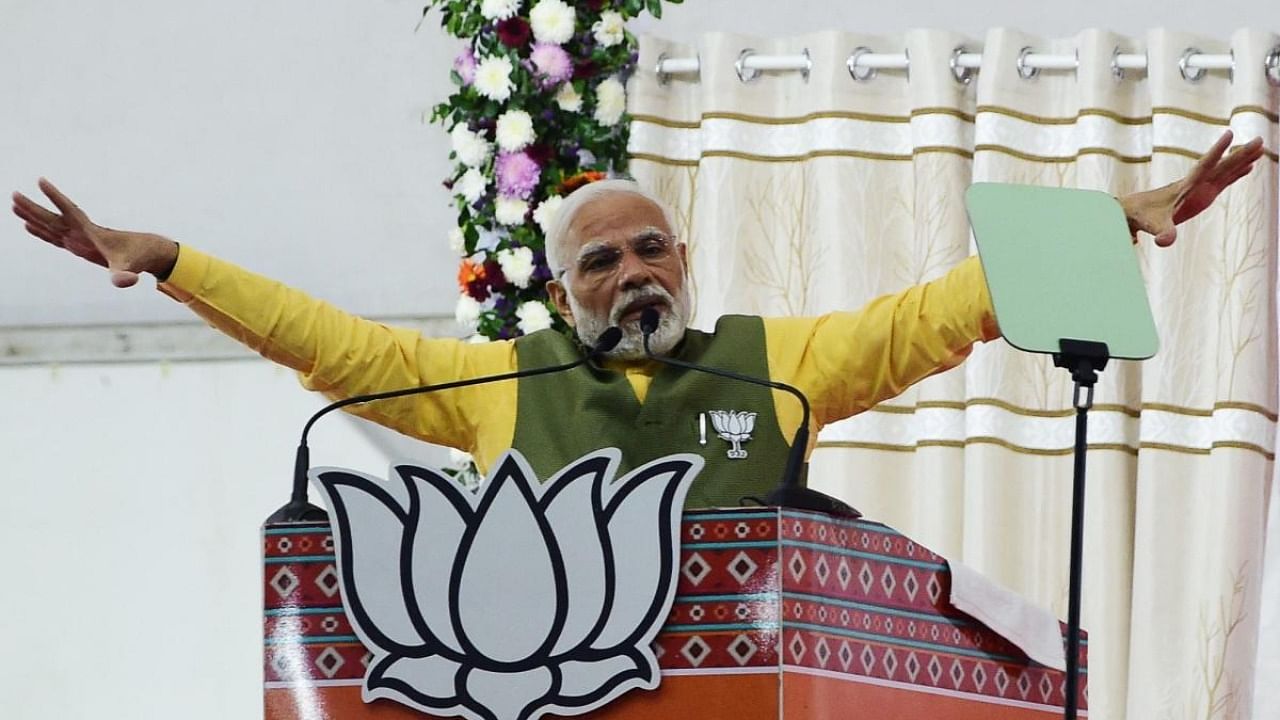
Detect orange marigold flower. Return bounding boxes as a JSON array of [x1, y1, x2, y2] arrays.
[[559, 170, 607, 195], [457, 258, 486, 291]]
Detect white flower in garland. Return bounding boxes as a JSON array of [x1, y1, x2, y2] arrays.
[[593, 75, 626, 127], [473, 55, 515, 102], [480, 0, 522, 20], [533, 195, 564, 234], [554, 83, 583, 112], [455, 168, 488, 203], [529, 0, 576, 45], [495, 110, 535, 152], [448, 227, 467, 254], [455, 294, 482, 329], [450, 125, 493, 168], [496, 246, 536, 288], [516, 300, 554, 334], [592, 11, 625, 47], [495, 196, 530, 225]]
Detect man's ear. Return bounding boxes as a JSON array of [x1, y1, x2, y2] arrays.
[[677, 241, 688, 267], [546, 279, 575, 327]]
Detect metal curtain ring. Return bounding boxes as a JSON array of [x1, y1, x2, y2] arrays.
[[735, 48, 761, 83], [847, 46, 877, 82], [1179, 47, 1206, 82], [950, 46, 974, 85], [800, 48, 812, 82], [903, 46, 911, 82], [1017, 46, 1039, 80], [1267, 45, 1280, 86], [655, 51, 670, 86]]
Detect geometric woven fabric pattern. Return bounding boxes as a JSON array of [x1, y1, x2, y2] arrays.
[[262, 508, 1084, 710]]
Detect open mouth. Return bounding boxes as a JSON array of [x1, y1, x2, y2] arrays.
[[616, 297, 669, 323]]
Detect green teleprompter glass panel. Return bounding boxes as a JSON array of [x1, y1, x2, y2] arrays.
[[964, 183, 1159, 360]]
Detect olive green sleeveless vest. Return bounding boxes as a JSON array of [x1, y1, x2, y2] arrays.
[[512, 315, 791, 508]]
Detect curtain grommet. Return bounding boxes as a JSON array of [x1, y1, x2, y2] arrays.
[[1017, 47, 1040, 80], [950, 46, 975, 85], [800, 47, 812, 83], [1179, 47, 1206, 82], [655, 52, 671, 87], [735, 48, 761, 84], [847, 47, 877, 82], [1267, 45, 1280, 87]]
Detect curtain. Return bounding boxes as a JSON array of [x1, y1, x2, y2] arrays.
[[628, 28, 1279, 718]]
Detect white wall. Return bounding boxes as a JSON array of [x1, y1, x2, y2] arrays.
[[1, 0, 459, 326], [1, 1, 1275, 719], [0, 360, 445, 719]]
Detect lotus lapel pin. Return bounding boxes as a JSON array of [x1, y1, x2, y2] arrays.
[[707, 410, 756, 459]]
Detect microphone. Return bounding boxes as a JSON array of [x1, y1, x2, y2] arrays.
[[266, 326, 624, 523], [639, 307, 860, 518]]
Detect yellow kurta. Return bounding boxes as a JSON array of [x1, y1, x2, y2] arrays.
[[160, 247, 998, 473]]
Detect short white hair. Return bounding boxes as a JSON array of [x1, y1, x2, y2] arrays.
[[545, 178, 678, 279]]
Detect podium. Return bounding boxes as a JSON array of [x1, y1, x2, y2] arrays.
[[264, 506, 1086, 718]]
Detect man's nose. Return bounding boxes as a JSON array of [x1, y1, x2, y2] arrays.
[[616, 249, 651, 290]]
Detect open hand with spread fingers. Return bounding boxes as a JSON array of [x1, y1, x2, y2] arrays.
[[1119, 130, 1266, 247], [11, 178, 178, 288]]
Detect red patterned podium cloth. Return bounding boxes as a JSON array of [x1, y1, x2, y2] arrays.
[[263, 508, 1086, 719]]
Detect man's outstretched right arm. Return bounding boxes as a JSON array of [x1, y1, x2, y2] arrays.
[[11, 179, 517, 454], [157, 245, 516, 451]]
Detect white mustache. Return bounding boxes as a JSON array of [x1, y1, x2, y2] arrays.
[[608, 285, 674, 326]]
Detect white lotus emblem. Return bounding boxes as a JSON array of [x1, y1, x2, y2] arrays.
[[708, 410, 757, 459], [311, 448, 703, 720]]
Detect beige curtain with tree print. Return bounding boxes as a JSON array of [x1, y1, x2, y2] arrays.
[[627, 28, 1279, 719]]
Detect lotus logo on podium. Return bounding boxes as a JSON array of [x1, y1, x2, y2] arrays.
[[311, 448, 703, 720]]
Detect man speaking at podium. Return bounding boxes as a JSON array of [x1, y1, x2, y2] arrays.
[[9, 131, 1263, 506]]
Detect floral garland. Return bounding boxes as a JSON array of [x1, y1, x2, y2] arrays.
[[429, 0, 681, 341]]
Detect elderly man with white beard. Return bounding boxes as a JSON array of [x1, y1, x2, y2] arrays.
[[9, 131, 1264, 506]]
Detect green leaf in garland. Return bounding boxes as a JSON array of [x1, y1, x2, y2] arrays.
[[645, 0, 663, 18]]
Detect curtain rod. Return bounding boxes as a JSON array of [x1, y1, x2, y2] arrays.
[[654, 46, 1280, 85]]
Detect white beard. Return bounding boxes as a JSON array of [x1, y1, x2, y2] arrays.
[[570, 282, 692, 360]]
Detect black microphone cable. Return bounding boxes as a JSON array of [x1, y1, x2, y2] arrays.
[[267, 326, 623, 522]]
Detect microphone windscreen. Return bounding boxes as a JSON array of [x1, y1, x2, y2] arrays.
[[639, 307, 661, 335], [595, 326, 623, 353]]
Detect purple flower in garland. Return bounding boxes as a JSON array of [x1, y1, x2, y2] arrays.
[[495, 151, 542, 200], [530, 42, 574, 87], [453, 49, 477, 86], [531, 249, 554, 284]]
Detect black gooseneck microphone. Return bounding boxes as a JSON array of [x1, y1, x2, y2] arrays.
[[266, 326, 624, 523], [639, 307, 860, 518]]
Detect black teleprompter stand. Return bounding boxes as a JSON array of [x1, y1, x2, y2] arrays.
[[1051, 338, 1109, 720]]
